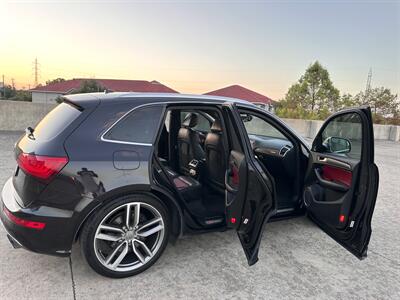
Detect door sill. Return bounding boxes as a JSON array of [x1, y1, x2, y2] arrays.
[[276, 208, 295, 214], [270, 207, 306, 221]]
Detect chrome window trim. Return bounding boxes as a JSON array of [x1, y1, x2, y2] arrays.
[[100, 100, 247, 147], [100, 137, 153, 147]]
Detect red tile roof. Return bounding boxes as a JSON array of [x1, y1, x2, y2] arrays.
[[205, 85, 273, 105], [30, 79, 178, 94]]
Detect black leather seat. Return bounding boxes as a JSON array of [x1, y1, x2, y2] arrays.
[[177, 113, 205, 175], [204, 119, 226, 193]]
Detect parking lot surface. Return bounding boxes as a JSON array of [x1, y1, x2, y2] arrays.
[[0, 131, 399, 300]]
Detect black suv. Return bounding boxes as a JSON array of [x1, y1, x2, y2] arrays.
[[0, 93, 379, 278]]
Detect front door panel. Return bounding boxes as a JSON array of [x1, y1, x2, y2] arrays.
[[304, 107, 379, 258], [320, 164, 352, 188], [304, 151, 360, 230]]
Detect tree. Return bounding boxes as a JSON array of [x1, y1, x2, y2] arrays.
[[282, 61, 340, 115], [353, 87, 399, 117], [11, 90, 32, 102], [0, 85, 31, 101], [349, 87, 399, 124], [0, 84, 16, 99], [74, 79, 104, 94], [337, 93, 357, 110], [46, 78, 65, 85]]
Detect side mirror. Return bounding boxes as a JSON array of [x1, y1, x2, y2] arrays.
[[240, 114, 253, 122], [323, 137, 351, 154]]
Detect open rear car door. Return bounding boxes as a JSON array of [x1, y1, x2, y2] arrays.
[[222, 104, 276, 265], [303, 106, 379, 258]]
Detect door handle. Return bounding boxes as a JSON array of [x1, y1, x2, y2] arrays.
[[316, 155, 351, 170]]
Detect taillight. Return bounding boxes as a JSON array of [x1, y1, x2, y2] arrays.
[[3, 207, 46, 230], [17, 153, 68, 180]]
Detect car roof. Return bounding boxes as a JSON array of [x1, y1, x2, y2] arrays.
[[64, 92, 312, 150], [64, 92, 256, 108]]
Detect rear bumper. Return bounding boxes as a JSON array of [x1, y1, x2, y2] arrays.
[[0, 177, 73, 256], [6, 233, 23, 249], [0, 209, 23, 249]]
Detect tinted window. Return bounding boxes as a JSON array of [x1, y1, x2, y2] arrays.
[[240, 113, 288, 141], [104, 105, 163, 144], [34, 102, 81, 141], [181, 112, 212, 132], [320, 112, 362, 160]]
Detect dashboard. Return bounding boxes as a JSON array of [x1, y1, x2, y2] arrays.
[[249, 134, 293, 158], [248, 134, 296, 180]]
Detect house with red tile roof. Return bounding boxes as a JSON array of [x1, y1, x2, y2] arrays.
[[204, 84, 275, 112], [30, 78, 178, 103]]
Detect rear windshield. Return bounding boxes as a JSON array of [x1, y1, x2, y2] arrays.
[[33, 102, 81, 141]]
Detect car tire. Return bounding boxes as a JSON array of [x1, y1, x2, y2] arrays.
[[80, 194, 169, 278]]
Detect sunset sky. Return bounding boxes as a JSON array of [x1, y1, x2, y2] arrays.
[[1, 1, 399, 99]]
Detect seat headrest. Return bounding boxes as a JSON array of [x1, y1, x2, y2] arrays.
[[211, 119, 222, 133], [182, 113, 198, 128]]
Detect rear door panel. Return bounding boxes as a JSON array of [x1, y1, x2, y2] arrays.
[[225, 150, 248, 229], [236, 159, 275, 265], [223, 104, 276, 265]]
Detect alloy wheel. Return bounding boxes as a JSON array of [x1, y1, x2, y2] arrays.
[[93, 202, 165, 272]]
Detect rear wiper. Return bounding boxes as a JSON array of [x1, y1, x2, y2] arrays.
[[25, 127, 35, 140]]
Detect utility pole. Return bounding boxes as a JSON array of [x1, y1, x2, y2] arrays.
[[33, 58, 40, 87], [11, 78, 15, 89], [364, 68, 372, 103], [2, 75, 4, 99]]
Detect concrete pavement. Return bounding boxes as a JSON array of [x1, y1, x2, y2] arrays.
[[0, 131, 399, 299]]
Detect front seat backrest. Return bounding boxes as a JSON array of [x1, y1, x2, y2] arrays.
[[204, 119, 226, 191], [177, 113, 205, 174]]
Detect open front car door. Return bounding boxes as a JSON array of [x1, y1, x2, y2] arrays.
[[222, 104, 276, 266], [303, 106, 379, 259]]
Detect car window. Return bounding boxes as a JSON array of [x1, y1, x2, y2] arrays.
[[239, 112, 288, 141], [164, 110, 171, 132], [320, 112, 362, 160], [180, 112, 212, 132], [34, 102, 81, 141], [104, 105, 163, 144]]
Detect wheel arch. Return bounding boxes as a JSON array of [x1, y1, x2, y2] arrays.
[[73, 184, 183, 243]]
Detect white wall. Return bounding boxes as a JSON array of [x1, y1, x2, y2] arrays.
[[0, 100, 56, 131], [32, 92, 63, 103], [282, 118, 400, 141], [0, 101, 398, 141]]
